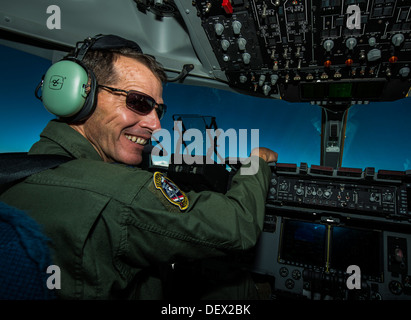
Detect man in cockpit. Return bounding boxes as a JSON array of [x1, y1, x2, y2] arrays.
[[0, 34, 278, 299]]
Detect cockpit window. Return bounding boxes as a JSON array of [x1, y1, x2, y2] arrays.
[[1, 44, 410, 172]]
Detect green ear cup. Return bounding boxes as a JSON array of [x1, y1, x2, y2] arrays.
[[41, 60, 89, 117]]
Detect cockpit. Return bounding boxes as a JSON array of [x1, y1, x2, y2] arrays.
[[0, 0, 411, 301]]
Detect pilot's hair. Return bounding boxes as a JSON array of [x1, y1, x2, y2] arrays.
[[75, 47, 168, 85]]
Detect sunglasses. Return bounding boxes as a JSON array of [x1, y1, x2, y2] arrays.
[[98, 85, 167, 120]]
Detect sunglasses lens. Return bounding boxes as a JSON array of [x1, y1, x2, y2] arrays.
[[126, 91, 166, 120], [126, 92, 153, 114]]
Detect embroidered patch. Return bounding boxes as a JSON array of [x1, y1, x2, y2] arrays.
[[153, 172, 189, 211]]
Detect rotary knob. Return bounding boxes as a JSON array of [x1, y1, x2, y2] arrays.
[[323, 39, 334, 52], [262, 84, 271, 96], [296, 187, 304, 196], [214, 23, 224, 36], [237, 38, 247, 51], [399, 67, 410, 78], [232, 20, 242, 35], [280, 183, 288, 191], [242, 53, 251, 64], [392, 33, 405, 47], [346, 37, 357, 50], [323, 190, 332, 199], [367, 48, 382, 62], [221, 39, 230, 51]]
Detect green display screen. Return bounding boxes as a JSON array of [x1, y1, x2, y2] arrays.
[[301, 81, 385, 100], [328, 83, 352, 98]]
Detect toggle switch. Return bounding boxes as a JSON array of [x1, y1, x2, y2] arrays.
[[222, 0, 233, 14]]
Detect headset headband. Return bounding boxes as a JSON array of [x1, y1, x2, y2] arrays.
[[73, 34, 143, 61]]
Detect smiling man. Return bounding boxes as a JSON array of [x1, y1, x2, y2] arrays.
[[70, 54, 164, 165], [0, 35, 278, 299]]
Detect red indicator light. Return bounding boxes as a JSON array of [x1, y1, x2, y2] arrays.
[[389, 56, 398, 63], [345, 58, 353, 66], [324, 60, 332, 68]]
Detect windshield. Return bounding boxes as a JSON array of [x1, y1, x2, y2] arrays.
[[1, 44, 410, 172]]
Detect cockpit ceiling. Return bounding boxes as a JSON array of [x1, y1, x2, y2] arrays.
[[0, 0, 410, 102]]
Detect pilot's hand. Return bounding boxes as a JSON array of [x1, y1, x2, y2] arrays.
[[250, 147, 278, 163]]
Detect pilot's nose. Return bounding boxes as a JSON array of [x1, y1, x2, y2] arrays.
[[140, 108, 162, 132]]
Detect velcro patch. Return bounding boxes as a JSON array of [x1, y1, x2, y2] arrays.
[[153, 172, 189, 211]]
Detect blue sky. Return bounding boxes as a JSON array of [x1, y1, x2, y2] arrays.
[[1, 44, 410, 171]]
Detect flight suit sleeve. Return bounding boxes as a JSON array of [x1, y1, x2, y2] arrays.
[[125, 156, 272, 267]]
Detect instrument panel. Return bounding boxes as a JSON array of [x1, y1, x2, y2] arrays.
[[252, 162, 411, 300], [192, 0, 411, 103], [267, 162, 410, 219]]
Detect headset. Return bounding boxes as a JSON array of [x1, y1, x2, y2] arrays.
[[35, 34, 143, 123]]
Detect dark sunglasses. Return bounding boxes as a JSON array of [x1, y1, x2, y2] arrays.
[[98, 85, 166, 120]]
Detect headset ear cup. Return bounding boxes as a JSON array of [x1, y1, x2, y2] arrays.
[[68, 69, 98, 123], [41, 60, 89, 118]]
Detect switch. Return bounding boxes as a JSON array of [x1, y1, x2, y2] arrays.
[[368, 37, 377, 46], [399, 67, 410, 77], [263, 84, 271, 96], [221, 39, 230, 51], [271, 74, 278, 85], [242, 52, 251, 64], [323, 39, 334, 52], [222, 0, 233, 14], [258, 74, 266, 86], [237, 38, 247, 50], [214, 23, 224, 36], [232, 20, 242, 35], [392, 33, 405, 47], [346, 37, 357, 50], [367, 48, 381, 62]]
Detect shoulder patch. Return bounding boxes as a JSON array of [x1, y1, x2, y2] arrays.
[[153, 172, 189, 211]]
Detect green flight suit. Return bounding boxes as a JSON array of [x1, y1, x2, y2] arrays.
[[0, 120, 271, 299]]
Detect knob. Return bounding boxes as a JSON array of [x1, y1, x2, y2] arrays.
[[399, 67, 410, 77], [392, 33, 405, 47], [367, 48, 381, 62], [239, 75, 247, 83], [368, 37, 377, 46], [262, 84, 271, 96], [221, 39, 230, 51], [323, 39, 334, 52], [271, 74, 279, 85], [346, 37, 357, 50], [214, 23, 224, 36], [242, 52, 251, 64], [237, 38, 247, 51], [258, 74, 266, 86], [232, 21, 242, 35]]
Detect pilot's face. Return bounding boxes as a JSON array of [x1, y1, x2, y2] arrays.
[[76, 55, 163, 165]]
